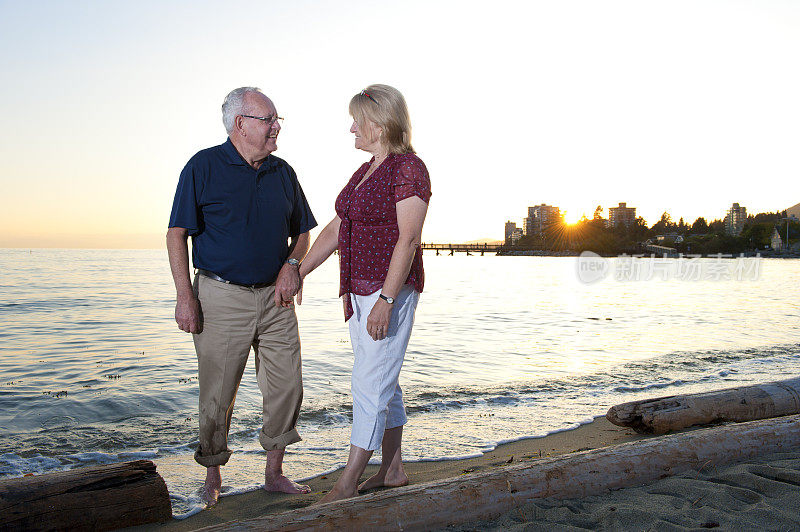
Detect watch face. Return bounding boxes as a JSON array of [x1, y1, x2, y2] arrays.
[[287, 259, 300, 266]]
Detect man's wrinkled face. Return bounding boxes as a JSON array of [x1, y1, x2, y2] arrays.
[[240, 93, 281, 157]]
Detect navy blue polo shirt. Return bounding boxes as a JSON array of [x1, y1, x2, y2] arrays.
[[168, 138, 317, 285]]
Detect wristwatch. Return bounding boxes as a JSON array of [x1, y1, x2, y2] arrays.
[[287, 258, 300, 268], [379, 294, 395, 304]]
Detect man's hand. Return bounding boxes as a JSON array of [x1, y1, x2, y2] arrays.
[[366, 298, 392, 341], [175, 294, 202, 333], [274, 263, 301, 308]]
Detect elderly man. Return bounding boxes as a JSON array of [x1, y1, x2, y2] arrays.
[[166, 87, 316, 506]]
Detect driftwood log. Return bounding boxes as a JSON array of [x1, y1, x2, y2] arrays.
[[198, 414, 800, 532], [606, 376, 800, 434], [0, 459, 172, 531]]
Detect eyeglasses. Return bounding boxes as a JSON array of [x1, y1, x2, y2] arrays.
[[241, 114, 284, 126]]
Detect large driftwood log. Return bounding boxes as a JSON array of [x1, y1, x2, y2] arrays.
[[606, 376, 800, 434], [0, 459, 172, 531], [199, 414, 800, 532]]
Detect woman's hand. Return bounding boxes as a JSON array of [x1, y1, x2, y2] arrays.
[[296, 276, 304, 305], [366, 297, 392, 341]]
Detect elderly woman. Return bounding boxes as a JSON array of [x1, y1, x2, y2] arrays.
[[298, 84, 431, 503]]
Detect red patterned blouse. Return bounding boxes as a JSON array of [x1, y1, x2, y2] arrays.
[[335, 152, 432, 321]]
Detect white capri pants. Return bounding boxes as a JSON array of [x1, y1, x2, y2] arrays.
[[348, 285, 419, 451]]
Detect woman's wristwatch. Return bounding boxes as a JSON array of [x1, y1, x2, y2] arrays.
[[379, 294, 395, 304]]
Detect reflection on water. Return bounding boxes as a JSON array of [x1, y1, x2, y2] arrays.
[[0, 249, 798, 516]]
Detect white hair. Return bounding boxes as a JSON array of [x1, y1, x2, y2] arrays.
[[221, 86, 262, 134]]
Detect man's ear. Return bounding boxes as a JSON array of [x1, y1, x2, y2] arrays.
[[235, 115, 245, 136]]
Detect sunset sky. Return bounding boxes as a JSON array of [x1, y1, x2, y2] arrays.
[[1, 1, 798, 248]]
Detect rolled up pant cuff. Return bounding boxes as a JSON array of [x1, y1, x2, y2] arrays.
[[194, 448, 232, 467], [259, 428, 301, 450]]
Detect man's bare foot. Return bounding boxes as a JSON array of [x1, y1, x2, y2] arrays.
[[314, 483, 358, 505], [358, 469, 409, 492], [264, 474, 311, 494], [202, 466, 222, 507]]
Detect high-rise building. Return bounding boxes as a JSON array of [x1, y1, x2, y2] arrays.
[[724, 203, 747, 236], [608, 202, 636, 228], [505, 221, 518, 244], [524, 204, 561, 235]]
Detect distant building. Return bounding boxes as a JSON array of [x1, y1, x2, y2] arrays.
[[511, 228, 524, 245], [608, 202, 636, 228], [655, 233, 684, 244], [771, 227, 784, 251], [724, 203, 747, 236], [524, 204, 561, 236], [505, 221, 517, 244], [787, 202, 800, 221]]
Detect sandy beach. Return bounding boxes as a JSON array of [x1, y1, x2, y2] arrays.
[[127, 415, 800, 531], [132, 417, 644, 531], [453, 449, 800, 531]]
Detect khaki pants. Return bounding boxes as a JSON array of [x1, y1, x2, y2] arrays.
[[192, 274, 303, 467]]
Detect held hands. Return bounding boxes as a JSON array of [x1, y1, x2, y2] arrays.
[[296, 277, 304, 305], [274, 263, 301, 308], [366, 298, 392, 341], [175, 294, 202, 334]]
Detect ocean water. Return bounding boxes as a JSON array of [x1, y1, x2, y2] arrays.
[[0, 249, 798, 517]]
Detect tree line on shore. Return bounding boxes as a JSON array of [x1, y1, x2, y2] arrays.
[[510, 208, 799, 255]]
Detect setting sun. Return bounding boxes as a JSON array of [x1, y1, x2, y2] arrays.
[[563, 210, 585, 225]]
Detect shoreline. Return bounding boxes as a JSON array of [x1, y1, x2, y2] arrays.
[[495, 249, 800, 258], [134, 415, 800, 531], [135, 416, 651, 531]]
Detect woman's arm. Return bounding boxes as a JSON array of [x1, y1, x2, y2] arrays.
[[366, 196, 429, 340], [296, 215, 341, 304]]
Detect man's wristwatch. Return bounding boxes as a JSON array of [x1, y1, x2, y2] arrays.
[[287, 258, 300, 268], [379, 294, 395, 304]]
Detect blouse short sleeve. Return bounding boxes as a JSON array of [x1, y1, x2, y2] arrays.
[[394, 155, 432, 203]]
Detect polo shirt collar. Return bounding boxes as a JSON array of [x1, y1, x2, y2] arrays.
[[221, 138, 277, 170]]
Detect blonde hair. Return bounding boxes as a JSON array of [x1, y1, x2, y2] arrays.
[[349, 84, 414, 154]]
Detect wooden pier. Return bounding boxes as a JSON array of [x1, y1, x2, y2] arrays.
[[420, 243, 504, 255]]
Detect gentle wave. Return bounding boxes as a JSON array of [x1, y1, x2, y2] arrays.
[[3, 342, 797, 480]]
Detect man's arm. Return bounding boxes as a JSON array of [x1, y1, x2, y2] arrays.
[[166, 227, 202, 333], [274, 231, 310, 308]]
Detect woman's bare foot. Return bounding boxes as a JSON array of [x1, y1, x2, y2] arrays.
[[264, 473, 311, 494], [314, 483, 358, 505], [202, 466, 222, 507], [358, 468, 409, 492]]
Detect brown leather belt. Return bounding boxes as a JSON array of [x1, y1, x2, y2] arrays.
[[196, 269, 273, 289]]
